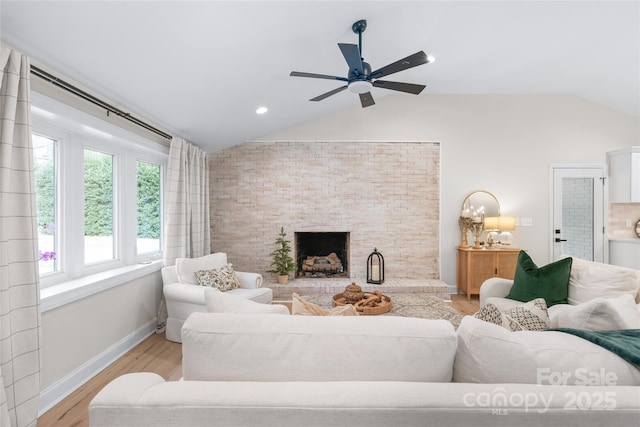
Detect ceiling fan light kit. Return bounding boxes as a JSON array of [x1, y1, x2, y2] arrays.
[[290, 19, 432, 108], [348, 81, 373, 94]]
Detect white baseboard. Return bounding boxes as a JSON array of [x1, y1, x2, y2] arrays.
[[38, 318, 157, 416]]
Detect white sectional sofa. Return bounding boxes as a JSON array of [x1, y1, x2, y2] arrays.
[[480, 256, 640, 328], [89, 311, 640, 426]]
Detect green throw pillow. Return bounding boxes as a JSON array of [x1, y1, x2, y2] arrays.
[[506, 251, 572, 307]]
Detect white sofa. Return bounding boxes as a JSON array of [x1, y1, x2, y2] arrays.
[[480, 257, 640, 328], [89, 312, 640, 426], [162, 252, 272, 342]]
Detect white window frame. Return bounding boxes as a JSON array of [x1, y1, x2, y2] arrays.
[[31, 91, 169, 311]]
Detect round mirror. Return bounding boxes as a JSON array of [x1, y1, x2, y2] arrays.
[[635, 219, 640, 238], [460, 190, 500, 219]]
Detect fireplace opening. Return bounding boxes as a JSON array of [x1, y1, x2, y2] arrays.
[[295, 232, 349, 278]]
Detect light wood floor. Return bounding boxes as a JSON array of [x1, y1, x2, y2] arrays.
[[37, 294, 479, 427], [37, 332, 183, 427], [449, 293, 481, 316]]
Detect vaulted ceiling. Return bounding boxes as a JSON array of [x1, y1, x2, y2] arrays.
[[1, 1, 638, 152]]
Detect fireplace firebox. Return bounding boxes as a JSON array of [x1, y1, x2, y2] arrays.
[[295, 232, 349, 278]]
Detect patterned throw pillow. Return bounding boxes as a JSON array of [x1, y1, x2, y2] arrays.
[[474, 298, 550, 332], [195, 263, 241, 291]]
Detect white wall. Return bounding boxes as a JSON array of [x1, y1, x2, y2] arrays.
[[256, 94, 640, 286], [40, 271, 162, 412]]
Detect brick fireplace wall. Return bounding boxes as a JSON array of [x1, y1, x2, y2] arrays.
[[208, 141, 440, 280]]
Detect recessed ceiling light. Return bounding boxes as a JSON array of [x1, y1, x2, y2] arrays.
[[256, 106, 268, 115]]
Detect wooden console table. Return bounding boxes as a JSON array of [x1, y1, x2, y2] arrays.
[[456, 247, 521, 300]]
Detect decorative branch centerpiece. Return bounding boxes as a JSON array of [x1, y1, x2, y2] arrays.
[[460, 207, 485, 249], [458, 216, 473, 248]]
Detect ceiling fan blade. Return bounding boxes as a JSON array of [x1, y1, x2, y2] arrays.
[[370, 51, 429, 79], [359, 92, 375, 108], [373, 80, 426, 95], [310, 85, 348, 102], [290, 71, 348, 82], [338, 43, 363, 77]]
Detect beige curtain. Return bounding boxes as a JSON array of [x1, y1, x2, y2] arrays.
[[0, 46, 41, 426], [163, 137, 210, 265], [158, 137, 210, 331]]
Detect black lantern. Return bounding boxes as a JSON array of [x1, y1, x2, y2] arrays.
[[366, 248, 384, 284]]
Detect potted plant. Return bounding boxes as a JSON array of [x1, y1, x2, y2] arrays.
[[268, 227, 295, 284]]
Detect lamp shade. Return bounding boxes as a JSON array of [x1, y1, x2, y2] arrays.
[[484, 217, 499, 231], [498, 216, 516, 231]]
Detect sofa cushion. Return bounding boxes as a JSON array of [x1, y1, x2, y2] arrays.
[[227, 287, 273, 304], [506, 251, 572, 307], [182, 312, 457, 383], [204, 288, 288, 315], [568, 257, 640, 305], [175, 253, 228, 285], [195, 263, 241, 291], [550, 294, 640, 330], [474, 298, 550, 331], [454, 316, 640, 385]]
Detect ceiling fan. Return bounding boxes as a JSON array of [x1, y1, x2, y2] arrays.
[[290, 19, 433, 108]]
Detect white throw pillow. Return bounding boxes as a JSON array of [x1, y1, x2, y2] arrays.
[[568, 257, 640, 305], [204, 288, 289, 315], [454, 316, 640, 385], [551, 294, 640, 330], [175, 253, 228, 285]]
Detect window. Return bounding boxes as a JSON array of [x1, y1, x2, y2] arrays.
[[137, 161, 162, 255], [84, 149, 115, 263], [31, 92, 168, 290], [33, 133, 59, 275]]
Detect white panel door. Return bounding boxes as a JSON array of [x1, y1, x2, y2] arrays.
[[552, 167, 606, 262]]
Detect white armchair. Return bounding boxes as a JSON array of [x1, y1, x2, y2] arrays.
[[162, 252, 272, 342]]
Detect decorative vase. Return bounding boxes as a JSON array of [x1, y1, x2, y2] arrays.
[[471, 221, 483, 249], [458, 217, 469, 248], [277, 275, 289, 285], [343, 282, 364, 304]]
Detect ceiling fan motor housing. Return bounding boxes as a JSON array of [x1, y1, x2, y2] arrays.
[[348, 61, 371, 80]]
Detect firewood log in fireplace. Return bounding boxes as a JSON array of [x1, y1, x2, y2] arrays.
[[301, 253, 343, 272]]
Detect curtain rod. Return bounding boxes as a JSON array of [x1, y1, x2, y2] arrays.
[[30, 65, 172, 140]]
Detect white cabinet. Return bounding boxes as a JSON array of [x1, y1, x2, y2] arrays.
[[609, 239, 640, 269], [608, 147, 640, 203]]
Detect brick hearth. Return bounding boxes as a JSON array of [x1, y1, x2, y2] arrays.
[[267, 277, 451, 301]]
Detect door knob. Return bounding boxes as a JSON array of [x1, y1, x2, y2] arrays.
[[555, 238, 567, 242]]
